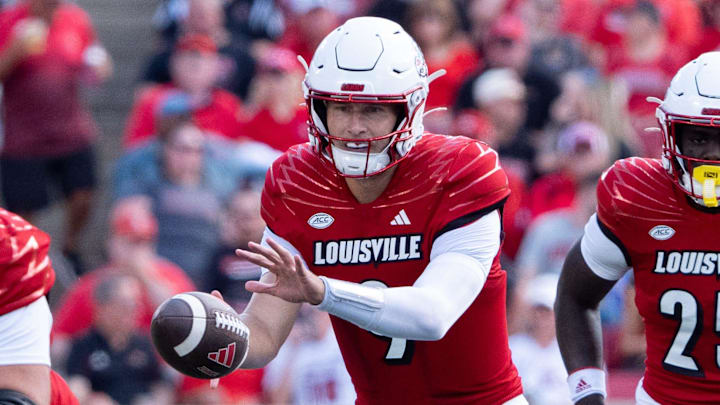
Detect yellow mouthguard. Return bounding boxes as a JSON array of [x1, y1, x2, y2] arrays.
[[692, 165, 720, 207]]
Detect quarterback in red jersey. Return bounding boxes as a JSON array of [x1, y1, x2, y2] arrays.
[[556, 51, 720, 405], [0, 207, 72, 405], [226, 16, 525, 405]]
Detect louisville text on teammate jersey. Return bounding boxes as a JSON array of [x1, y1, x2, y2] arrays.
[[653, 251, 720, 275], [313, 234, 423, 266]]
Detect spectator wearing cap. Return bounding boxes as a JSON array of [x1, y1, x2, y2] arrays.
[[124, 33, 246, 149], [241, 46, 307, 152], [142, 0, 257, 100], [455, 13, 560, 132], [464, 0, 518, 48], [65, 273, 174, 405], [453, 68, 530, 263], [508, 273, 572, 405], [526, 121, 611, 220], [51, 197, 194, 369]]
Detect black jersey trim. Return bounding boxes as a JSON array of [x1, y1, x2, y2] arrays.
[[433, 197, 508, 243], [596, 216, 632, 267]]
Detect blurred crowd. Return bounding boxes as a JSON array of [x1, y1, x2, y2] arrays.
[[1, 0, 717, 403]]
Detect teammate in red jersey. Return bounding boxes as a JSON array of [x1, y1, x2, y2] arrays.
[[0, 208, 77, 405], [556, 51, 720, 405], [222, 16, 526, 405]]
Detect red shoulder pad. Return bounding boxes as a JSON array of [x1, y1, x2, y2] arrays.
[[261, 144, 352, 238], [433, 139, 509, 231], [597, 157, 684, 236]]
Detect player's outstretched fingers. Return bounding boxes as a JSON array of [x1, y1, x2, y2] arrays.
[[236, 248, 276, 269], [247, 241, 282, 264], [294, 255, 308, 276], [245, 279, 277, 294], [266, 238, 294, 265]]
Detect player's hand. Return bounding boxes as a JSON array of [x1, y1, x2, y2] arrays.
[[210, 290, 225, 301], [236, 238, 325, 305], [9, 18, 47, 58]]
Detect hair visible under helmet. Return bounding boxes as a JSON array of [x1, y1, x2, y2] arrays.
[[655, 51, 720, 207], [303, 16, 442, 177]]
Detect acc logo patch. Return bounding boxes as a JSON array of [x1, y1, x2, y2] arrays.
[[649, 225, 675, 240], [308, 213, 334, 229]]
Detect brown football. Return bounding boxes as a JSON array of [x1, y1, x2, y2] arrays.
[[151, 292, 249, 379]]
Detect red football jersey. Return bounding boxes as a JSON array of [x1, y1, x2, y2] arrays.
[[262, 134, 522, 404], [50, 369, 79, 405], [0, 208, 55, 316], [597, 157, 720, 405]]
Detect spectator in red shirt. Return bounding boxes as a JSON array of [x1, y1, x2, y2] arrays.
[[141, 0, 257, 100], [124, 33, 245, 148], [527, 121, 612, 220], [587, 0, 699, 69], [603, 0, 688, 157], [0, 0, 111, 274], [50, 370, 80, 405], [407, 0, 479, 113], [465, 0, 519, 48], [51, 197, 194, 367], [454, 68, 530, 261], [455, 14, 561, 133], [690, 0, 720, 58], [242, 46, 306, 152], [277, 3, 340, 65]]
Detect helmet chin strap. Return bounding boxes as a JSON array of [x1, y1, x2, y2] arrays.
[[330, 140, 394, 177]]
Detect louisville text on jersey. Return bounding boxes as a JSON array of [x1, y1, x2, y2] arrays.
[[313, 234, 423, 266], [653, 250, 720, 276]]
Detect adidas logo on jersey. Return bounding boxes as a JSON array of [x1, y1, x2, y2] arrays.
[[390, 209, 411, 226], [575, 379, 590, 394], [313, 234, 423, 266], [653, 250, 720, 276]]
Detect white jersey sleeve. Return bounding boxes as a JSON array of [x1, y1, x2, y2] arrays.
[[580, 213, 631, 281], [316, 211, 500, 340], [260, 228, 308, 276]]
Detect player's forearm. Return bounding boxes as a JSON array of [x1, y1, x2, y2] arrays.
[[555, 293, 605, 372], [555, 242, 617, 373], [237, 311, 284, 368], [316, 252, 487, 340], [238, 288, 302, 369]]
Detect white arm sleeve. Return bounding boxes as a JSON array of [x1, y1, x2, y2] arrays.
[[316, 210, 501, 341], [259, 228, 308, 275], [580, 213, 630, 281]]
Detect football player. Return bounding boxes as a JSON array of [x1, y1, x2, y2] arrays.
[[227, 16, 526, 405], [0, 209, 77, 405], [556, 51, 720, 405]]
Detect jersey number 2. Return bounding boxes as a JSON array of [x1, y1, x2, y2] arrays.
[[362, 280, 415, 365], [659, 289, 719, 377]]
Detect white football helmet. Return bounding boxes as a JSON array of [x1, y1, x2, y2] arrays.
[[303, 16, 435, 177], [656, 51, 720, 207]]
